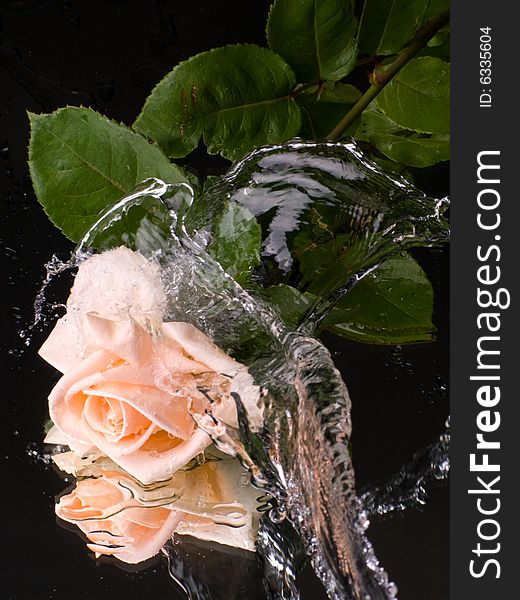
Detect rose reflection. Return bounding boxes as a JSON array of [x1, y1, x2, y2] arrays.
[[53, 454, 261, 564]]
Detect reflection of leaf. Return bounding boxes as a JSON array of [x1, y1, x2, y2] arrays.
[[267, 0, 358, 82], [28, 107, 192, 242], [357, 108, 449, 167], [134, 45, 300, 161], [358, 0, 449, 56], [375, 57, 450, 135], [263, 253, 435, 344], [208, 202, 261, 286]]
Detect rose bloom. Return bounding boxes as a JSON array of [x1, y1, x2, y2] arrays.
[[40, 247, 262, 484]]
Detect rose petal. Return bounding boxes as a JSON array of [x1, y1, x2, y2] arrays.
[[162, 322, 264, 431], [38, 315, 85, 374], [44, 425, 95, 456], [39, 248, 166, 372], [82, 394, 157, 449], [49, 349, 118, 448], [68, 247, 166, 329], [82, 381, 195, 444], [162, 322, 242, 376], [82, 314, 153, 366]]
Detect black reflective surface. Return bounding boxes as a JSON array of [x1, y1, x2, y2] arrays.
[[1, 2, 448, 599]]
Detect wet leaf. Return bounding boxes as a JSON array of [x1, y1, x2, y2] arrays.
[[369, 134, 449, 168], [134, 45, 301, 161], [262, 253, 435, 344], [266, 0, 358, 82], [357, 108, 449, 167], [28, 107, 192, 242], [356, 107, 401, 137], [208, 202, 262, 286], [358, 0, 449, 56], [315, 82, 362, 104], [324, 253, 436, 343], [298, 82, 361, 139], [375, 57, 450, 134], [300, 103, 357, 139], [261, 284, 312, 327]]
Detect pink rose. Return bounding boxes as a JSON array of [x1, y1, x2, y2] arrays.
[[40, 248, 262, 484]]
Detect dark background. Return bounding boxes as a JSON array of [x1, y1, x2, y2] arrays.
[[0, 1, 449, 599]]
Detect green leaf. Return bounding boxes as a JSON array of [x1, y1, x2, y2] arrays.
[[266, 0, 358, 82], [298, 82, 361, 139], [318, 82, 361, 104], [369, 134, 450, 168], [356, 106, 402, 137], [418, 25, 450, 61], [134, 44, 301, 161], [261, 253, 435, 344], [28, 107, 192, 242], [208, 202, 261, 286], [300, 103, 356, 139], [423, 0, 450, 21], [358, 0, 449, 56], [375, 57, 450, 134], [357, 107, 449, 167], [324, 253, 436, 344], [261, 284, 312, 327]]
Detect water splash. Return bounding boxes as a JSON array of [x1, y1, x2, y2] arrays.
[[38, 140, 449, 599], [193, 139, 449, 332], [19, 253, 72, 347], [361, 419, 450, 518]]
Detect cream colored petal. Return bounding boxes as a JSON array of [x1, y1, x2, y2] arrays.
[[82, 427, 212, 485], [68, 247, 167, 329], [82, 394, 158, 452], [39, 248, 166, 372], [48, 349, 117, 447], [162, 322, 264, 431], [82, 381, 194, 444], [82, 314, 153, 366], [162, 322, 243, 375], [45, 426, 95, 458], [51, 450, 112, 476], [38, 316, 86, 373]]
